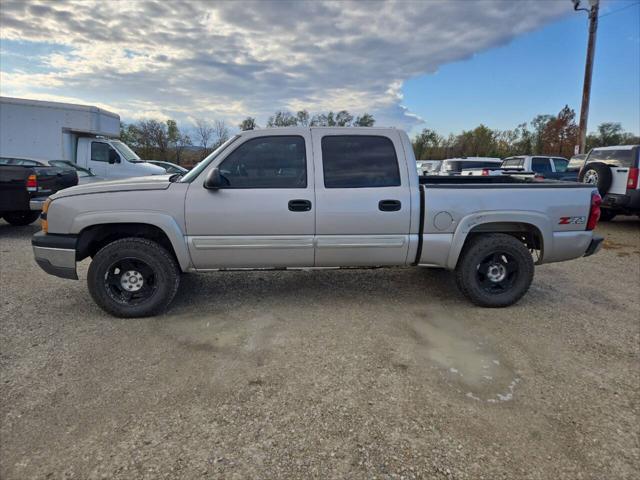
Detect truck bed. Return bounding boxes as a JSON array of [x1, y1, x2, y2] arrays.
[[418, 175, 587, 187]]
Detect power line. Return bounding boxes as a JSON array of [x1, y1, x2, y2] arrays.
[[599, 1, 640, 19]]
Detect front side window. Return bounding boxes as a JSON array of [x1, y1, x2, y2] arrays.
[[552, 158, 568, 172], [532, 157, 552, 173], [218, 136, 307, 188], [322, 135, 400, 188], [91, 142, 110, 162]]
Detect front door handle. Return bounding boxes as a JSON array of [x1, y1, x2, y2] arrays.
[[379, 199, 401, 212], [288, 199, 312, 212]]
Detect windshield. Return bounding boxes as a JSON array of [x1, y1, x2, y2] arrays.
[[111, 140, 142, 162], [50, 160, 94, 177], [180, 135, 240, 182]]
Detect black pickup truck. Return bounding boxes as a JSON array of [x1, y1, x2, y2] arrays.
[[0, 163, 77, 226]]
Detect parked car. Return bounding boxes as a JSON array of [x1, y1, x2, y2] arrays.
[[145, 160, 189, 175], [579, 145, 640, 220], [1, 162, 77, 225], [416, 160, 441, 175], [0, 96, 166, 180], [462, 156, 577, 181], [435, 157, 502, 175], [32, 127, 603, 317], [0, 156, 104, 184]]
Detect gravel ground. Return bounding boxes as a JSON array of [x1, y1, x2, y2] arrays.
[[1, 218, 639, 479]]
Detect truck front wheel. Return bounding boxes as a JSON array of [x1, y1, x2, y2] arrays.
[[87, 237, 180, 318], [455, 234, 534, 308]]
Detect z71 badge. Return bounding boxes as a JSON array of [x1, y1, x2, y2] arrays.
[[559, 216, 586, 225]]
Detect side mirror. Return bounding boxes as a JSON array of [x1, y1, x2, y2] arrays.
[[203, 167, 224, 190], [108, 149, 120, 164]]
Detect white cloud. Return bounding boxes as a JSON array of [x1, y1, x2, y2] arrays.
[[0, 0, 571, 130]]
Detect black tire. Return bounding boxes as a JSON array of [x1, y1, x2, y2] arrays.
[[87, 237, 180, 318], [455, 234, 534, 308], [579, 162, 612, 196], [3, 211, 40, 226], [598, 208, 617, 222]]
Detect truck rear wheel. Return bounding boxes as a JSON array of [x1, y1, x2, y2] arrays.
[[87, 237, 180, 318], [3, 211, 40, 226], [455, 234, 534, 308]]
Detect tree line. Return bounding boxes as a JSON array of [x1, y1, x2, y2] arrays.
[[412, 105, 639, 160], [119, 109, 376, 165], [120, 105, 638, 166]]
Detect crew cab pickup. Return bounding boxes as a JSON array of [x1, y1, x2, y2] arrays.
[[31, 127, 604, 317], [1, 163, 77, 226]]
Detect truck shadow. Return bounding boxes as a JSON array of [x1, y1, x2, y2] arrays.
[[169, 266, 461, 316], [0, 220, 41, 238]]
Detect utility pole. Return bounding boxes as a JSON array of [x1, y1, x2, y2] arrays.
[[573, 0, 600, 154]]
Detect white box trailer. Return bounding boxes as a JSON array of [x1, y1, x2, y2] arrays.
[[0, 97, 164, 179]]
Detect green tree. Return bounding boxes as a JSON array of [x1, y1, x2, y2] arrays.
[[353, 113, 375, 127], [239, 117, 257, 131], [267, 111, 298, 127]]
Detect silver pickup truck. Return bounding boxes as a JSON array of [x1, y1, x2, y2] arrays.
[[32, 127, 604, 317]]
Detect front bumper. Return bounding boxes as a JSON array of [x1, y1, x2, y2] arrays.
[[32, 232, 78, 280], [584, 235, 604, 257]]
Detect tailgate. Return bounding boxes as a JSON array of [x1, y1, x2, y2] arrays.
[[33, 167, 78, 194], [0, 166, 30, 211]]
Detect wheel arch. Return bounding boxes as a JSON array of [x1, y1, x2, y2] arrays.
[[72, 213, 191, 271], [446, 212, 551, 269]]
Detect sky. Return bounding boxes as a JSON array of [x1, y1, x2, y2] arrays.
[[0, 0, 638, 137]]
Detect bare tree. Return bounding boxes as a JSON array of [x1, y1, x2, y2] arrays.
[[212, 120, 229, 148], [193, 118, 215, 158]]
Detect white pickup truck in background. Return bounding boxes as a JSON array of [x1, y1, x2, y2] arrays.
[[0, 97, 165, 180], [32, 127, 604, 318], [435, 157, 502, 175], [462, 155, 578, 181]]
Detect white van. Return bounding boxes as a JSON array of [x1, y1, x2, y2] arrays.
[[0, 97, 165, 180]]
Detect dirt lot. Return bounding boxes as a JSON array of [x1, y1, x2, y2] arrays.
[[1, 218, 638, 479]]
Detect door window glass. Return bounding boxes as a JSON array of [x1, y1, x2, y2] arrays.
[[218, 136, 306, 188], [532, 157, 552, 173], [91, 142, 110, 162], [322, 136, 400, 188]]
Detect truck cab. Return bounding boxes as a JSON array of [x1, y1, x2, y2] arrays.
[[75, 137, 165, 179]]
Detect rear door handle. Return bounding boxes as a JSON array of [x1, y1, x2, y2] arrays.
[[379, 199, 401, 212], [288, 199, 312, 212]]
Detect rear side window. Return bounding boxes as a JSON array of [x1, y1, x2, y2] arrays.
[[218, 136, 307, 188], [532, 157, 552, 173], [587, 148, 638, 168], [552, 158, 568, 172], [91, 142, 110, 162], [322, 136, 400, 188]]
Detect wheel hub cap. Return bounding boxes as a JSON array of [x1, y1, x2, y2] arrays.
[[486, 263, 507, 283], [120, 270, 144, 292], [585, 170, 598, 184]]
